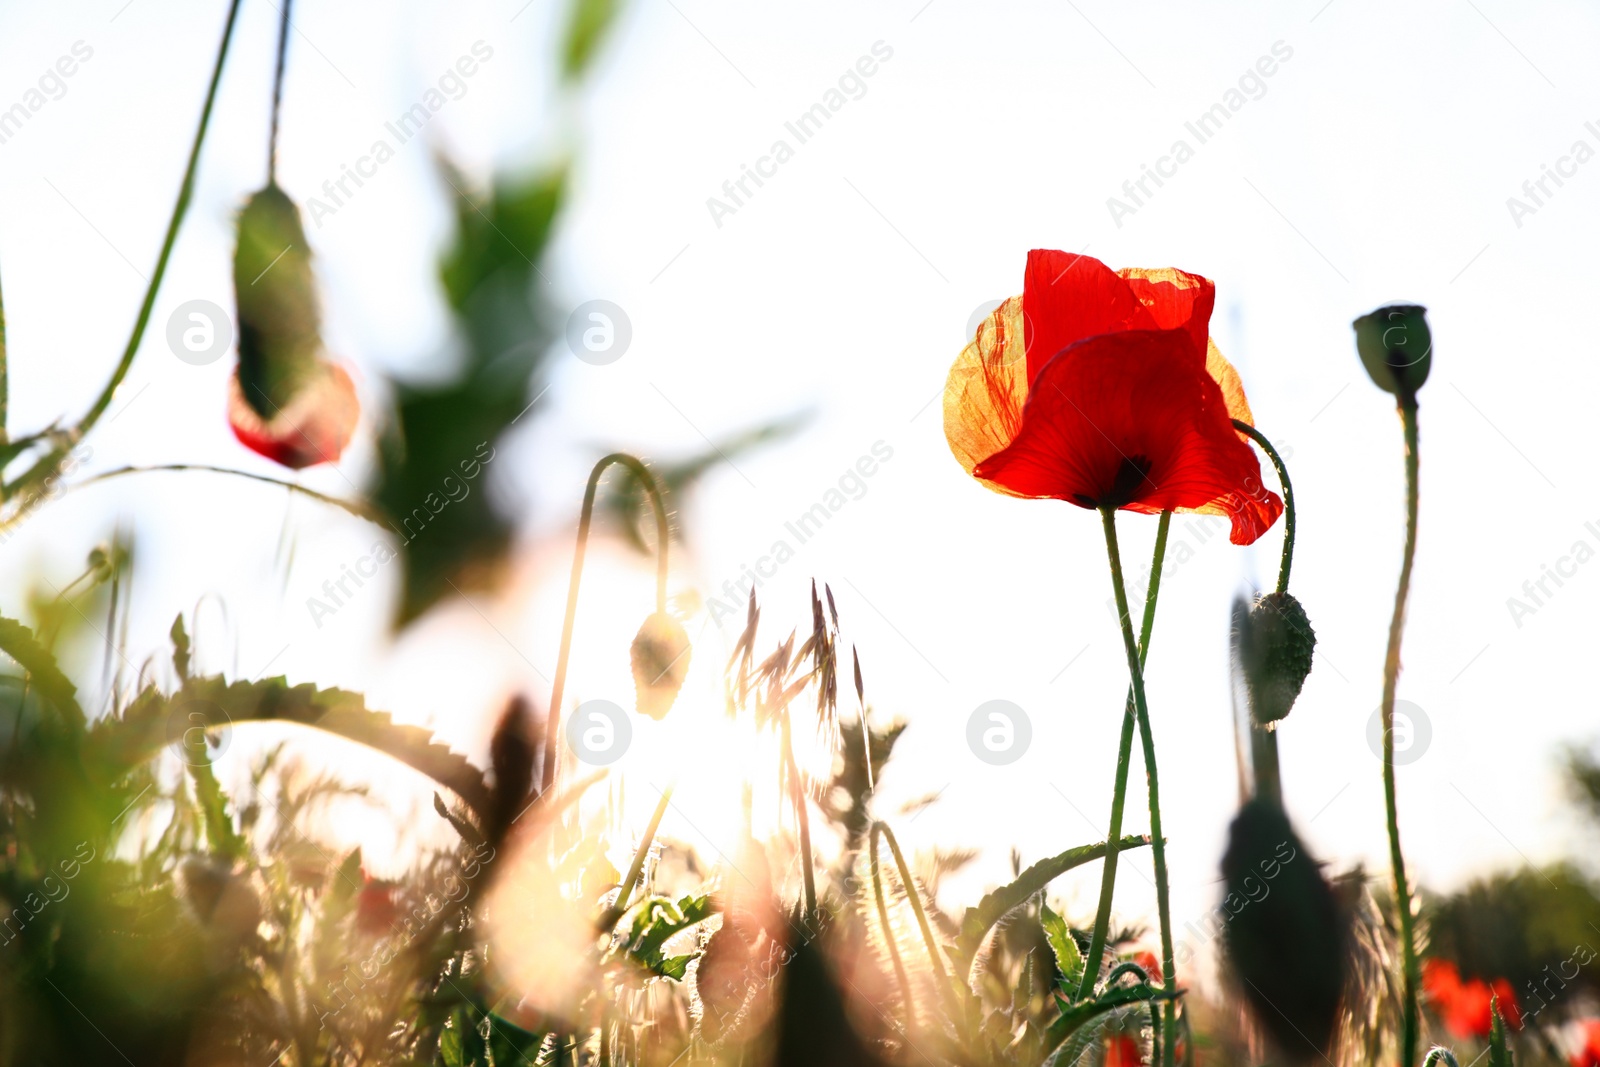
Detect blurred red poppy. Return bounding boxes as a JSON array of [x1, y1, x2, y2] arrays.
[[1423, 958, 1521, 1040], [1106, 1034, 1145, 1067], [1572, 1019, 1600, 1067], [1133, 950, 1163, 984], [355, 869, 401, 937], [228, 360, 358, 469], [944, 250, 1281, 545]]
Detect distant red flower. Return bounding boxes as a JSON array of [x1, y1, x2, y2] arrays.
[[1423, 958, 1521, 1040], [944, 250, 1282, 544], [355, 870, 400, 936], [228, 360, 358, 469], [1106, 1034, 1145, 1067], [1133, 950, 1163, 984], [1571, 1019, 1600, 1067]]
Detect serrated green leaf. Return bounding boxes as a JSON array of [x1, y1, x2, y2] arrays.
[[1490, 995, 1514, 1067], [1041, 903, 1084, 994], [0, 612, 83, 730], [950, 835, 1149, 976]]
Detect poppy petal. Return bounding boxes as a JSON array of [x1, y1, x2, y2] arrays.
[[228, 359, 358, 469], [1206, 340, 1256, 427], [974, 329, 1282, 544], [943, 296, 1030, 497], [1022, 250, 1156, 383], [1117, 267, 1215, 359]]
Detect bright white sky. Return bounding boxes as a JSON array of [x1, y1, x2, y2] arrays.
[[2, 0, 1597, 986]]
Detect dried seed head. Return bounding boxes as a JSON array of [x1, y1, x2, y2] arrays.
[[631, 611, 691, 720], [1240, 591, 1316, 725]]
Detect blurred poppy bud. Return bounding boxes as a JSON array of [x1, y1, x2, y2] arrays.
[[1352, 304, 1431, 398], [631, 611, 691, 720], [229, 183, 357, 468], [488, 695, 536, 844], [1238, 591, 1316, 725], [1220, 799, 1347, 1065]]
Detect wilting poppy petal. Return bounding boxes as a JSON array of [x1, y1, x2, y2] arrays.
[[1117, 266, 1216, 358], [943, 295, 1029, 497], [972, 329, 1282, 544], [1023, 250, 1157, 383], [228, 359, 358, 469]]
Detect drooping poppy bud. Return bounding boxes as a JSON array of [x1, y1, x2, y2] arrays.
[[1238, 591, 1316, 725], [1220, 798, 1347, 1065], [487, 695, 537, 845], [631, 611, 691, 720], [229, 183, 357, 468], [1352, 304, 1431, 398]]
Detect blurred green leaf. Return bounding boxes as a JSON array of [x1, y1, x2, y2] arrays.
[[561, 0, 623, 80]]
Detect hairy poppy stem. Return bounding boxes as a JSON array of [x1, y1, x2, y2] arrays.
[[0, 260, 7, 447], [872, 821, 958, 1021], [266, 0, 293, 183], [543, 454, 669, 794], [1078, 509, 1171, 1001], [1099, 507, 1179, 1067], [1384, 397, 1422, 1067], [1230, 420, 1295, 595]]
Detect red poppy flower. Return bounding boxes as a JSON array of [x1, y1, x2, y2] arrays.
[[227, 359, 358, 469], [1106, 1034, 1145, 1067], [1132, 950, 1163, 984], [1423, 958, 1521, 1040], [355, 869, 401, 936], [1572, 1019, 1600, 1067], [944, 250, 1281, 545]]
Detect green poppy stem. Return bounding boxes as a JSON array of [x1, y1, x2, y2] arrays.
[[1384, 397, 1422, 1067], [1098, 507, 1179, 1067], [266, 0, 293, 183], [1078, 509, 1171, 1001], [542, 453, 669, 795], [1230, 419, 1295, 595], [599, 783, 674, 930]]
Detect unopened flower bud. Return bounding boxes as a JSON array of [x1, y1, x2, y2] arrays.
[[631, 611, 691, 720], [1239, 591, 1316, 725], [1353, 304, 1431, 398]]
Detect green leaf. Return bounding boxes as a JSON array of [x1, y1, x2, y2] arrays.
[[170, 614, 190, 679], [950, 835, 1149, 975], [485, 1011, 544, 1065], [1490, 995, 1514, 1067], [611, 893, 716, 979], [92, 675, 492, 817], [1041, 903, 1084, 994], [561, 0, 623, 80], [0, 612, 83, 730], [1040, 983, 1176, 1062]]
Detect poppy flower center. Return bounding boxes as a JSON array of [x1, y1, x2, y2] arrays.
[[1075, 455, 1153, 510]]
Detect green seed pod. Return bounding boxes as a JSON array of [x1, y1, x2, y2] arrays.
[[1239, 591, 1316, 725], [1352, 304, 1431, 398], [631, 611, 691, 720], [233, 183, 322, 418], [1220, 799, 1347, 1065]]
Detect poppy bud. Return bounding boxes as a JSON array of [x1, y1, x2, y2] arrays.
[[1239, 591, 1316, 725], [1352, 304, 1431, 398], [631, 611, 691, 720], [1220, 799, 1347, 1065], [229, 183, 357, 468]]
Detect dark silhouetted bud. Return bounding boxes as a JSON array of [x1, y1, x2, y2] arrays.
[[1221, 799, 1347, 1065], [1239, 591, 1316, 725], [488, 695, 536, 843], [1353, 304, 1431, 398], [631, 611, 691, 720]]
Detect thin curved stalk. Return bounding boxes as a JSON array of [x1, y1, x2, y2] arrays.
[[872, 822, 956, 1019], [0, 259, 8, 446], [1421, 1048, 1459, 1067], [267, 0, 293, 183], [1099, 507, 1178, 1067], [1078, 509, 1171, 999], [542, 453, 669, 793], [599, 783, 674, 929], [1385, 398, 1422, 1067], [68, 463, 386, 526], [869, 822, 916, 1026], [1230, 420, 1296, 595], [78, 0, 245, 438]]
